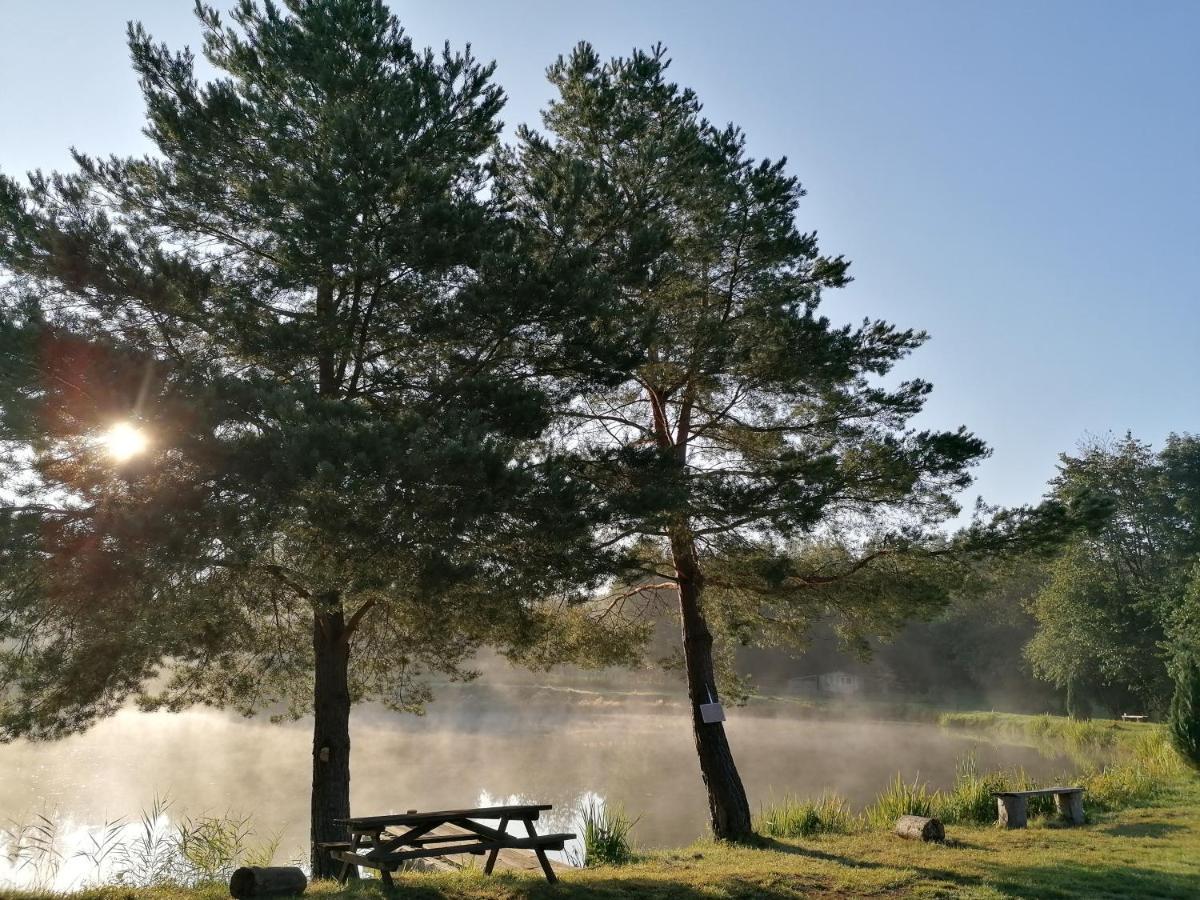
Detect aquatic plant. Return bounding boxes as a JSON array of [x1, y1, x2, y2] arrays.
[[577, 798, 637, 866], [1, 814, 63, 890]]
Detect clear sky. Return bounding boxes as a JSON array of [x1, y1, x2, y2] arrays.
[[2, 1, 1197, 515]]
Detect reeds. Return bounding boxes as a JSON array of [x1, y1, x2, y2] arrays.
[[577, 798, 637, 866], [756, 792, 853, 837], [1, 795, 281, 890]]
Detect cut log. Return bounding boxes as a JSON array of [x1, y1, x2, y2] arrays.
[[894, 815, 945, 842], [229, 866, 307, 898]]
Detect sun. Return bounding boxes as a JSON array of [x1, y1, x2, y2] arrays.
[[103, 422, 149, 462]]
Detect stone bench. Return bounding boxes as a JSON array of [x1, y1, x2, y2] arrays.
[[992, 787, 1084, 828]]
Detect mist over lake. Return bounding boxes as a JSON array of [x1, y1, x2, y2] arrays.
[[1, 682, 1077, 875]]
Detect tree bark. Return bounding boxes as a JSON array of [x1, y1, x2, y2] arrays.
[[310, 601, 352, 878], [670, 529, 753, 841]]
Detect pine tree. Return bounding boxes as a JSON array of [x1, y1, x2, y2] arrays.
[[0, 1, 633, 875], [502, 44, 989, 839]]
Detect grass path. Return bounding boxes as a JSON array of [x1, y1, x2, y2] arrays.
[[15, 777, 1198, 900]]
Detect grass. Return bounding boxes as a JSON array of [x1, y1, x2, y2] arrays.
[[939, 711, 1135, 755], [755, 792, 853, 838]]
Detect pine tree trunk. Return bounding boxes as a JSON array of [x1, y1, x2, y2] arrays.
[[670, 530, 754, 841], [310, 602, 352, 878]]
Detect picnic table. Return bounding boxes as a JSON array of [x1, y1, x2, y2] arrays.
[[992, 786, 1084, 828], [1121, 714, 1148, 722], [321, 804, 574, 886]]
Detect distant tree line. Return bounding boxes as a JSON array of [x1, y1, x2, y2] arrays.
[[735, 432, 1200, 763]]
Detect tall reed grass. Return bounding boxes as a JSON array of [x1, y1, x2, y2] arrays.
[[756, 792, 853, 837], [576, 798, 637, 867], [1, 796, 281, 890]]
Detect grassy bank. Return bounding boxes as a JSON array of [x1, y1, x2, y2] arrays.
[[7, 779, 1198, 898], [938, 711, 1147, 752], [5, 713, 1196, 898]]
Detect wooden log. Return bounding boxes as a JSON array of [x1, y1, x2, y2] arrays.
[[1054, 790, 1085, 825], [893, 815, 945, 842], [229, 866, 307, 898]]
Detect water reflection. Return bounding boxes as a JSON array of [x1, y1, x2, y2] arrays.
[[1, 687, 1077, 889]]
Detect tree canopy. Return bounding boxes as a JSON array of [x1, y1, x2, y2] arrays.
[[500, 42, 1005, 838], [1025, 433, 1200, 715], [0, 0, 637, 872]]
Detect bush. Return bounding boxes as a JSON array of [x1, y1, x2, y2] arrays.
[[1169, 659, 1200, 770], [756, 793, 853, 838]]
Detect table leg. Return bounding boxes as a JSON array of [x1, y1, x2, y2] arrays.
[[523, 819, 557, 884], [484, 818, 509, 875], [336, 833, 363, 884]]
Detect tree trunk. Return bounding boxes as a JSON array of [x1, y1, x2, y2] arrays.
[[670, 530, 753, 841], [310, 602, 352, 878]]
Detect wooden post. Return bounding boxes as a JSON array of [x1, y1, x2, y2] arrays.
[[894, 815, 945, 842], [996, 795, 1028, 829], [1054, 791, 1085, 825], [229, 867, 307, 898]]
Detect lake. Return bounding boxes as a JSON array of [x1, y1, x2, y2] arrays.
[[0, 685, 1076, 888]]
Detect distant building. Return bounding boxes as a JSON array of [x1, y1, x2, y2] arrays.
[[818, 671, 862, 695], [786, 671, 864, 696]]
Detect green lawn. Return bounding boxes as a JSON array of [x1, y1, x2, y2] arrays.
[[14, 777, 1198, 900]]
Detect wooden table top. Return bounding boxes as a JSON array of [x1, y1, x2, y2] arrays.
[[337, 804, 554, 829]]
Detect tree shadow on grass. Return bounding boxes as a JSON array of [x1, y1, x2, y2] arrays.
[[983, 860, 1197, 899], [728, 838, 991, 894], [347, 874, 852, 899], [1102, 821, 1186, 839]]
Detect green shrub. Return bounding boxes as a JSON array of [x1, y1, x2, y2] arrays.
[[1169, 659, 1200, 770], [756, 793, 853, 838]]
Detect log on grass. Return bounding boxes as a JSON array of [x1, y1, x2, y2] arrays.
[[894, 815, 945, 842], [229, 866, 308, 898]]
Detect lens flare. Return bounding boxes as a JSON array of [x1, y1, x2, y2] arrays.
[[103, 422, 149, 462]]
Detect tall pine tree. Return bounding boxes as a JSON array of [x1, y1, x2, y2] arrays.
[[0, 1, 632, 874], [502, 44, 989, 839]]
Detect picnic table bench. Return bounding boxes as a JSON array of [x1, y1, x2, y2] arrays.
[[1121, 714, 1148, 722], [992, 786, 1084, 828], [320, 804, 574, 886]]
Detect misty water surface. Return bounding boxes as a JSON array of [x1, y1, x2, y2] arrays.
[[2, 685, 1077, 875]]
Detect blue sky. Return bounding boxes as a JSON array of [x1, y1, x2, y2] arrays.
[[2, 1, 1197, 515]]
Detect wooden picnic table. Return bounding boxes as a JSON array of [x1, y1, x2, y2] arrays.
[[323, 804, 574, 886]]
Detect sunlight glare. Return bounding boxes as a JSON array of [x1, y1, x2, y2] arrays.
[[103, 422, 149, 462]]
